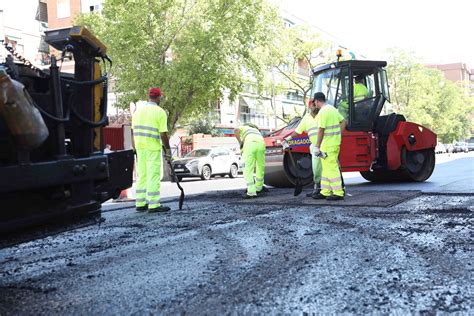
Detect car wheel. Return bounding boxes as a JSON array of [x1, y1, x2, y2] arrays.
[[201, 165, 212, 180], [229, 164, 238, 178]]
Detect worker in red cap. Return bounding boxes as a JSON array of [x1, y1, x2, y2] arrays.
[[132, 87, 172, 212]]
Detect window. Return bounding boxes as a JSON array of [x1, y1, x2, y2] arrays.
[[35, 2, 48, 22], [378, 70, 390, 101], [311, 67, 351, 108], [286, 90, 303, 102], [90, 4, 101, 12], [212, 148, 229, 156], [57, 0, 70, 18]]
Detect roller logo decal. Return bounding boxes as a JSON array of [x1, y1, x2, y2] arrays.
[[288, 137, 310, 147]]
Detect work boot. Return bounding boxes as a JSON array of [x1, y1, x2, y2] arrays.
[[312, 193, 327, 200], [326, 195, 344, 201], [257, 186, 269, 194], [243, 193, 257, 199], [136, 205, 148, 212], [148, 206, 171, 213], [306, 189, 321, 198]]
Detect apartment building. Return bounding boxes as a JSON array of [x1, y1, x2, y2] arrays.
[[426, 62, 474, 96], [0, 0, 47, 64], [46, 0, 103, 30]]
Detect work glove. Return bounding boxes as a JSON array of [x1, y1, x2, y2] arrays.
[[164, 148, 172, 162], [313, 146, 321, 156], [281, 140, 290, 150]]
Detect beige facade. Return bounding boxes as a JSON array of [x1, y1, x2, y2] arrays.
[[426, 62, 474, 96]]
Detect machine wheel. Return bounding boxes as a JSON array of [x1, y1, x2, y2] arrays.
[[201, 165, 212, 180], [361, 148, 435, 183], [401, 148, 435, 182], [283, 152, 313, 187], [229, 164, 238, 178]]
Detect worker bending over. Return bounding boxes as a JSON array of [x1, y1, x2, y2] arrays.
[[281, 94, 322, 198], [313, 92, 346, 200], [235, 123, 267, 198], [132, 87, 172, 212]]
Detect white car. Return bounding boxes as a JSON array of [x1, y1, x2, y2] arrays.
[[172, 148, 240, 181]]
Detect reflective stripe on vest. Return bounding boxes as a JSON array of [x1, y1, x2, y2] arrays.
[[133, 124, 161, 141], [307, 126, 318, 138], [323, 124, 340, 137], [241, 127, 263, 144]]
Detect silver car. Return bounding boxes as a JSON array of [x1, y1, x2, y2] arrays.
[[172, 148, 240, 181]]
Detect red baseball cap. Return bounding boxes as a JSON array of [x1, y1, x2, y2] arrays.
[[148, 87, 161, 97]]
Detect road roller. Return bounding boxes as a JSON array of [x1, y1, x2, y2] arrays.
[[264, 59, 437, 187]]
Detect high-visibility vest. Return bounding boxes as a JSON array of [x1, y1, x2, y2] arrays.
[[239, 125, 264, 145], [132, 101, 168, 150], [354, 83, 369, 102], [295, 113, 319, 145], [318, 105, 344, 151]]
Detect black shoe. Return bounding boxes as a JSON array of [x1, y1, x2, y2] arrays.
[[306, 189, 321, 198], [312, 193, 327, 200], [243, 193, 257, 199], [257, 186, 269, 194], [136, 205, 148, 212], [148, 206, 171, 213], [326, 195, 344, 201]]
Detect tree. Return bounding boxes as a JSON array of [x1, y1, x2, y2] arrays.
[[264, 25, 332, 123], [187, 114, 222, 136], [79, 0, 280, 132], [385, 48, 473, 143]]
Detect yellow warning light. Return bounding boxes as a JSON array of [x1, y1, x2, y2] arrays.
[[336, 49, 343, 58]]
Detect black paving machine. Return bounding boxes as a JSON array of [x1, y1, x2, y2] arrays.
[[0, 26, 133, 235]]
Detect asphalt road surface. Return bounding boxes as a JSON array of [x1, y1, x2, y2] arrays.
[[0, 153, 473, 314], [157, 152, 474, 199]]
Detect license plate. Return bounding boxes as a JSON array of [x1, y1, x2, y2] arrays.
[[174, 168, 184, 172]]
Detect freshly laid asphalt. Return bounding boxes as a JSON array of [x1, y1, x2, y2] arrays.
[[1, 188, 472, 314]]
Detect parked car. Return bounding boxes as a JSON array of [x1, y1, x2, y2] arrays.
[[467, 142, 474, 152], [435, 142, 446, 154], [172, 148, 240, 181], [453, 142, 468, 153], [445, 144, 454, 153]]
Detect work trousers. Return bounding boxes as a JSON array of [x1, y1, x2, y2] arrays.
[[320, 146, 344, 197], [310, 144, 322, 191], [242, 141, 266, 195], [135, 148, 162, 209]]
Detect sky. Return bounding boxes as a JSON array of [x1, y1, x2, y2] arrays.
[[272, 0, 473, 68]]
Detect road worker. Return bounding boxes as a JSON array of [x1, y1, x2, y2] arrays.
[[281, 95, 322, 198], [354, 75, 369, 102], [234, 123, 267, 198], [132, 87, 172, 212], [313, 92, 346, 200], [338, 75, 369, 120]]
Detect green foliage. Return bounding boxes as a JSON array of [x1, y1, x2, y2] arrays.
[[78, 0, 280, 132], [385, 48, 473, 143], [263, 24, 333, 123], [187, 115, 222, 136], [272, 25, 332, 93]]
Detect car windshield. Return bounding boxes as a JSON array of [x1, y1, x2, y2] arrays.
[[185, 149, 210, 158]]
